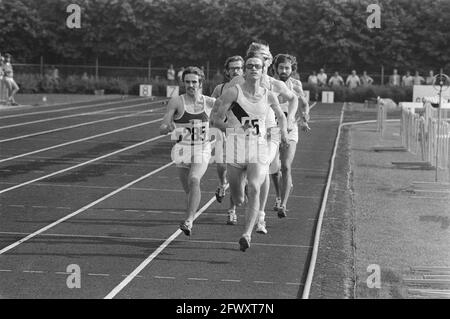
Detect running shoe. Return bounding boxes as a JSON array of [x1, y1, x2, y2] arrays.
[[179, 221, 192, 236], [255, 220, 267, 234], [226, 209, 237, 225], [215, 183, 228, 203], [273, 197, 282, 211], [277, 206, 288, 218], [238, 235, 251, 252]]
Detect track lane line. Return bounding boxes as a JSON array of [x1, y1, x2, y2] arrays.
[[104, 193, 219, 299], [0, 97, 147, 120], [0, 133, 169, 195], [0, 115, 163, 164], [0, 161, 174, 256], [0, 102, 165, 143], [301, 103, 345, 299], [0, 101, 165, 130]]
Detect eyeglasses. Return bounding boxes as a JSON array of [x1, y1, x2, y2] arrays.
[[228, 67, 243, 71], [245, 64, 263, 70]]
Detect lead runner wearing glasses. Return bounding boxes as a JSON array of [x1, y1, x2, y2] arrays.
[[224, 41, 299, 234], [211, 52, 288, 252]]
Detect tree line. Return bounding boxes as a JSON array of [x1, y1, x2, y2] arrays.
[[1, 0, 449, 74]]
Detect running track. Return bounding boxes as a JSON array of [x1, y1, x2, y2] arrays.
[[0, 97, 343, 298]]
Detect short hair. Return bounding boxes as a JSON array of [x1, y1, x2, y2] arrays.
[[224, 55, 244, 70], [272, 54, 298, 74], [181, 66, 205, 83], [246, 40, 271, 59], [4, 53, 12, 59]]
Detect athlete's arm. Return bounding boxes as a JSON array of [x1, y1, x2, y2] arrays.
[[211, 84, 222, 99], [292, 81, 310, 122], [273, 79, 298, 127], [204, 96, 216, 112], [268, 92, 288, 145], [210, 86, 238, 132], [159, 97, 179, 135]]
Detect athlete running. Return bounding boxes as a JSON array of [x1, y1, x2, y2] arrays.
[[269, 53, 310, 219], [211, 52, 288, 251], [211, 56, 244, 226], [219, 41, 299, 234], [159, 66, 215, 236]]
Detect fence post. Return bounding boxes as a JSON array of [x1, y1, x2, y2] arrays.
[[381, 65, 384, 85], [95, 56, 99, 81], [148, 58, 151, 82], [40, 56, 44, 77], [206, 61, 210, 82]]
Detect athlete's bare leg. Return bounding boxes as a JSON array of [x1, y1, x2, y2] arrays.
[[270, 171, 282, 199], [178, 161, 209, 228], [227, 164, 247, 207], [279, 141, 297, 209], [240, 163, 268, 249]]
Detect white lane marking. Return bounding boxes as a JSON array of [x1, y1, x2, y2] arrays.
[[0, 231, 310, 249], [0, 161, 174, 256], [0, 116, 162, 163], [0, 100, 164, 130], [221, 279, 241, 283], [0, 103, 162, 143], [301, 104, 345, 299], [0, 268, 302, 286], [0, 97, 146, 120], [104, 194, 218, 299], [188, 278, 209, 281], [0, 134, 168, 195]]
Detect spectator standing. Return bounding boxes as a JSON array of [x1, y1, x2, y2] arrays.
[[167, 64, 176, 84], [426, 70, 435, 85], [177, 67, 185, 84], [402, 71, 414, 87], [360, 71, 374, 86], [389, 69, 401, 86], [317, 68, 327, 87], [328, 71, 344, 88], [345, 70, 361, 89], [413, 71, 425, 85], [308, 71, 319, 100], [3, 53, 19, 106], [0, 54, 6, 104]]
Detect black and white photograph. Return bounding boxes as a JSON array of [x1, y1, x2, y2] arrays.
[[0, 0, 449, 305]]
